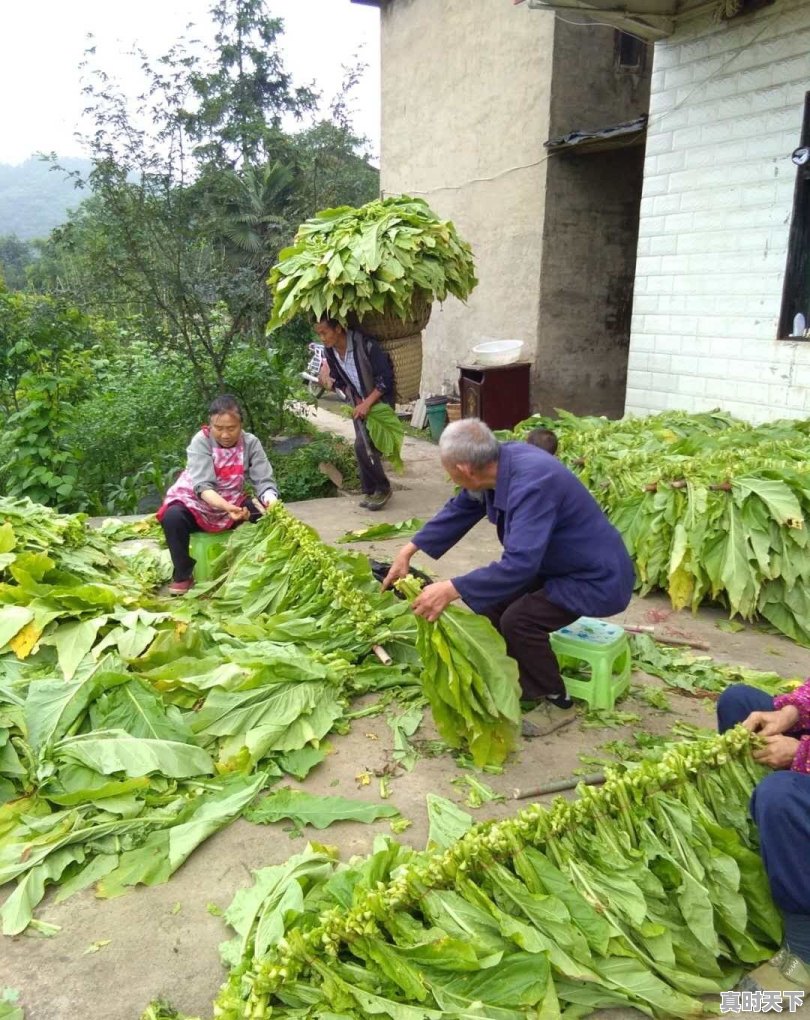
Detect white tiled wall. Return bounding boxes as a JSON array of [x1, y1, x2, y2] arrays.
[[625, 0, 810, 422]]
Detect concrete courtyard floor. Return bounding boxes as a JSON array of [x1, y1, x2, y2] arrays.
[[3, 404, 810, 1019]]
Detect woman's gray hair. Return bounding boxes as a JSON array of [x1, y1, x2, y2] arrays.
[[439, 418, 500, 469]]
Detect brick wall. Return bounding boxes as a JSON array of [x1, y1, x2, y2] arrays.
[[625, 0, 810, 422]]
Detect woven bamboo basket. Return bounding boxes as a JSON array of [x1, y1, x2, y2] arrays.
[[350, 292, 432, 341], [446, 401, 462, 423], [379, 333, 423, 403]]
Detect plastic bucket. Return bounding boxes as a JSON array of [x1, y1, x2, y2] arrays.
[[425, 402, 448, 441]]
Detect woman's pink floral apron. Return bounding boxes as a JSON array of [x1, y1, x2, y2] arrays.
[[156, 427, 246, 532]]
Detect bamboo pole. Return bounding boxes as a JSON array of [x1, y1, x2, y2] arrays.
[[513, 772, 605, 801]]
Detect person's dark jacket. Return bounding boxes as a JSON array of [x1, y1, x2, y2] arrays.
[[324, 329, 395, 407], [413, 442, 636, 617]]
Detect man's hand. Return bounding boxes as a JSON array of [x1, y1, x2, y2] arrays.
[[412, 580, 460, 622], [753, 734, 800, 769], [352, 398, 373, 420], [382, 543, 417, 591], [743, 705, 800, 737]]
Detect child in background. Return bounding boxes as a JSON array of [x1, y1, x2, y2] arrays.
[[525, 427, 558, 456]]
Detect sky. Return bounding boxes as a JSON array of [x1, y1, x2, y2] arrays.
[[0, 0, 380, 166]]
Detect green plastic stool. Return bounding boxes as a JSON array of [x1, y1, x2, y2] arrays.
[[549, 617, 631, 711], [189, 530, 232, 582]]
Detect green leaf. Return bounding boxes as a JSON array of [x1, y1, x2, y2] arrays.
[[0, 987, 24, 1020], [425, 793, 473, 850], [427, 951, 550, 1010], [54, 731, 214, 778], [52, 615, 108, 680], [220, 847, 337, 967], [387, 703, 423, 772], [275, 746, 327, 780], [733, 476, 804, 528], [96, 773, 264, 899], [365, 404, 405, 473], [0, 846, 85, 935], [88, 680, 193, 743], [337, 518, 426, 544], [25, 667, 129, 753], [244, 789, 400, 829]]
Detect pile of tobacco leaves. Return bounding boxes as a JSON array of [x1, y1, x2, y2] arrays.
[[503, 410, 810, 646]]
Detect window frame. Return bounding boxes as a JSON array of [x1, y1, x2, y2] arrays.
[[778, 92, 810, 339]]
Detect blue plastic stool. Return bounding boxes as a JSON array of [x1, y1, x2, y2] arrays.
[[189, 530, 232, 582], [549, 617, 631, 711]]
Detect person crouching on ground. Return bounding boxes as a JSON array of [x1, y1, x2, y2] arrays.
[[314, 316, 395, 511], [383, 418, 635, 711], [156, 394, 278, 595], [717, 681, 810, 994], [525, 426, 558, 456]]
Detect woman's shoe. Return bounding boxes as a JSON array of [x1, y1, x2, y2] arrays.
[[169, 578, 195, 596]]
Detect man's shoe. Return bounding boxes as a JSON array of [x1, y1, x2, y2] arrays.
[[736, 950, 810, 997], [365, 490, 392, 511], [169, 578, 195, 596]]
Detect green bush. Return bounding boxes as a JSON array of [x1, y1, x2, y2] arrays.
[[63, 337, 199, 513], [0, 291, 98, 510], [272, 434, 359, 502]]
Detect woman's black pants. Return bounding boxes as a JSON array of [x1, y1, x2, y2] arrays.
[[160, 501, 261, 581]]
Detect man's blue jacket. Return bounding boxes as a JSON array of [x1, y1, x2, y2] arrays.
[[413, 442, 635, 616]]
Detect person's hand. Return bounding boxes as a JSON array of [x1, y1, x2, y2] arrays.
[[260, 494, 279, 513], [743, 705, 800, 737], [412, 580, 460, 622], [753, 734, 800, 769], [352, 398, 373, 420], [382, 545, 416, 591], [226, 504, 249, 522]]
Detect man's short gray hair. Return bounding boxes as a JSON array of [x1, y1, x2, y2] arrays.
[[439, 418, 500, 469]]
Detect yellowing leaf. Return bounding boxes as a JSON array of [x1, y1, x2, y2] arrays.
[[668, 564, 694, 612], [83, 939, 112, 954], [354, 770, 371, 787], [9, 620, 43, 660], [0, 521, 16, 553]]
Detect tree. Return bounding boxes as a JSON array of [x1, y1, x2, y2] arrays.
[[183, 0, 316, 168], [0, 235, 35, 291], [39, 0, 378, 398], [0, 290, 97, 508]]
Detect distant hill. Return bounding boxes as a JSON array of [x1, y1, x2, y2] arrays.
[[0, 157, 92, 240]]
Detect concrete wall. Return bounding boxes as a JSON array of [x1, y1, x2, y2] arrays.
[[625, 0, 810, 422], [379, 0, 556, 396], [535, 20, 650, 416]]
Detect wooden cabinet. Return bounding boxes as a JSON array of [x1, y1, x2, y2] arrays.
[[458, 362, 531, 431]]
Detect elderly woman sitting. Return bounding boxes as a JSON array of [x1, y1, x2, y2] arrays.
[[156, 395, 278, 595]]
